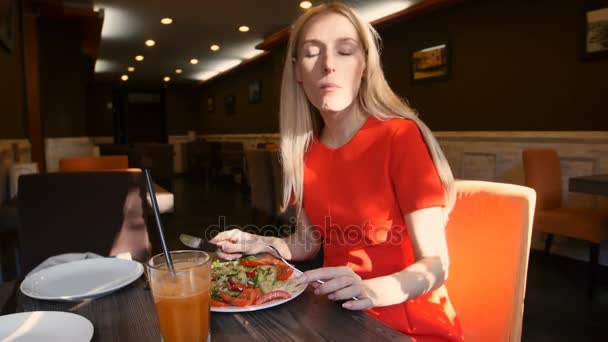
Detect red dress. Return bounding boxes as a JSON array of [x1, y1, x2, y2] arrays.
[[303, 116, 464, 342]]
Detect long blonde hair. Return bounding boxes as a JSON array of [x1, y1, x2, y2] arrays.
[[279, 2, 455, 218]]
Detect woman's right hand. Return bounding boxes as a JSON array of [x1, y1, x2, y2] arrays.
[[209, 229, 269, 260]]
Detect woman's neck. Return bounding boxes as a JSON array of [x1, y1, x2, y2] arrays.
[[319, 103, 367, 149]]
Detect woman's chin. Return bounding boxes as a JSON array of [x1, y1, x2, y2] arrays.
[[320, 100, 351, 113]]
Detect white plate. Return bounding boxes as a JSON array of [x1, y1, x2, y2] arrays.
[[20, 258, 144, 301], [211, 279, 308, 313], [0, 311, 93, 342]]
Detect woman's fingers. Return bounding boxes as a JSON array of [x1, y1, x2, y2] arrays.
[[209, 228, 242, 244], [298, 266, 373, 310], [217, 241, 244, 254], [297, 266, 353, 284], [216, 250, 242, 260], [329, 283, 364, 301], [314, 276, 355, 296], [342, 297, 373, 311]]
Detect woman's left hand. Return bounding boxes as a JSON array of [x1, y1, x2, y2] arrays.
[[296, 266, 375, 310]]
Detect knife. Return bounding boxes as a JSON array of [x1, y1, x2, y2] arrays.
[[179, 233, 216, 251]]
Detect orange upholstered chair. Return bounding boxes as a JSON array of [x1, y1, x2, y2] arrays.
[[522, 149, 608, 296], [445, 180, 536, 342], [59, 155, 129, 172]]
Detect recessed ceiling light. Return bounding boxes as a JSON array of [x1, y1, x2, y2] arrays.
[[121, 75, 129, 81], [160, 18, 173, 25], [127, 66, 135, 72], [163, 76, 171, 82], [210, 44, 220, 51], [300, 1, 312, 9], [190, 58, 199, 64], [145, 39, 156, 47], [135, 55, 144, 61], [238, 26, 250, 32], [175, 69, 183, 74]]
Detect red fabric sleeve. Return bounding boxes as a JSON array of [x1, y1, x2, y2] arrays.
[[389, 120, 446, 216]]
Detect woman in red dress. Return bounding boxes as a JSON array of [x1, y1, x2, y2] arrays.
[[211, 3, 464, 341]]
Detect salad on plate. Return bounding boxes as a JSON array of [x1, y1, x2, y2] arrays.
[[210, 254, 305, 310]]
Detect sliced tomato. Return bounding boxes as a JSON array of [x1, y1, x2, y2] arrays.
[[276, 265, 294, 281], [254, 288, 263, 300], [255, 256, 281, 266], [219, 292, 234, 303], [231, 288, 257, 307], [239, 259, 265, 267], [254, 290, 291, 305], [228, 278, 254, 291], [227, 282, 241, 292], [246, 271, 256, 278], [211, 299, 230, 307]]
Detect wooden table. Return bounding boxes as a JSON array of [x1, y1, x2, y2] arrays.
[[0, 276, 410, 341], [569, 174, 608, 196]]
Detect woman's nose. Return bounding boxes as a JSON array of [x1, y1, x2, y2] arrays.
[[323, 65, 336, 74], [322, 54, 336, 74]]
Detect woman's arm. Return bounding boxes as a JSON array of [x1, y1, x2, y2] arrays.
[[210, 209, 322, 261], [298, 206, 449, 310], [361, 206, 449, 307], [272, 210, 323, 261]]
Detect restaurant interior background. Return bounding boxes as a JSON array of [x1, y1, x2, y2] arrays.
[[0, 0, 607, 338]]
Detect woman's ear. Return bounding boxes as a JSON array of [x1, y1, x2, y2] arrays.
[[293, 58, 302, 83]]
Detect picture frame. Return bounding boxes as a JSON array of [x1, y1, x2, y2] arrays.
[[206, 96, 215, 113], [224, 94, 236, 116], [581, 5, 608, 60], [0, 0, 16, 53], [248, 80, 262, 104], [410, 42, 451, 83]]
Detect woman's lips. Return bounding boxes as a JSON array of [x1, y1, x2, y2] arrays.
[[320, 83, 340, 91]]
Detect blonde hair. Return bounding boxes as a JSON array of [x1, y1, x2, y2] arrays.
[[279, 2, 455, 218]]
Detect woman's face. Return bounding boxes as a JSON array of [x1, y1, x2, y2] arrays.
[[295, 12, 366, 114]]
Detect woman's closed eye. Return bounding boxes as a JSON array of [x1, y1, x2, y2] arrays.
[[337, 43, 358, 56], [303, 46, 321, 58]]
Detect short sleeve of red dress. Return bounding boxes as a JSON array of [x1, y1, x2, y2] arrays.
[[389, 120, 446, 215]]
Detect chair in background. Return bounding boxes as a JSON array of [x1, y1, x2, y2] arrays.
[[220, 142, 245, 184], [98, 143, 175, 189], [132, 143, 175, 189], [445, 180, 536, 342], [59, 155, 129, 172], [187, 139, 213, 182], [17, 171, 151, 276], [522, 148, 608, 297]]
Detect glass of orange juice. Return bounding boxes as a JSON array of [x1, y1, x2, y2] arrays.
[[147, 250, 211, 342]]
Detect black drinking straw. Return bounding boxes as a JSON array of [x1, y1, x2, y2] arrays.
[[144, 168, 174, 272]]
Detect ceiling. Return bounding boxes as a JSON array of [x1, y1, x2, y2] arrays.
[[91, 0, 421, 86]]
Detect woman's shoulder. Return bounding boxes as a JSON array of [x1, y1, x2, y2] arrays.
[[370, 116, 420, 138]]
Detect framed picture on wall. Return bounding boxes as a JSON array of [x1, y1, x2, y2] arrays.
[[0, 0, 16, 52], [224, 94, 236, 116], [207, 96, 215, 113], [248, 80, 262, 104], [581, 5, 608, 60], [410, 42, 451, 83]]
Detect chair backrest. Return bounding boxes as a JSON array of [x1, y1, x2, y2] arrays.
[[522, 149, 562, 210], [59, 155, 129, 172], [17, 171, 151, 275], [445, 180, 536, 342], [244, 150, 275, 215]]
